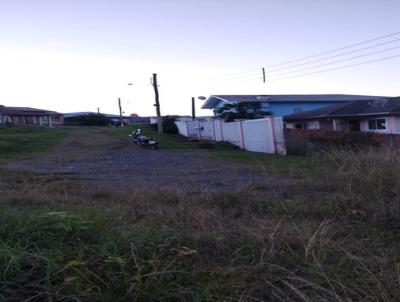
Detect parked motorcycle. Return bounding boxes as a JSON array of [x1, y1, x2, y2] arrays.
[[129, 129, 159, 149]]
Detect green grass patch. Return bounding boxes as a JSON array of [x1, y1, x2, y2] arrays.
[[0, 125, 69, 162], [108, 124, 204, 150], [108, 124, 312, 173]]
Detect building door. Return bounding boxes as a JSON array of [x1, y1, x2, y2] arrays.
[[348, 120, 360, 132], [25, 116, 33, 124]]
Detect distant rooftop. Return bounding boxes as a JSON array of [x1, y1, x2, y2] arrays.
[[202, 94, 388, 109], [63, 112, 131, 119], [0, 106, 60, 116]]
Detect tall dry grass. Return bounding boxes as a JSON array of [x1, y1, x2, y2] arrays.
[[1, 147, 400, 301]]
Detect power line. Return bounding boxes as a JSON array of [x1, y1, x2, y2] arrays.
[[182, 31, 400, 87], [267, 31, 400, 68], [218, 74, 264, 81], [268, 45, 400, 78], [212, 70, 261, 80], [213, 79, 265, 87], [269, 53, 400, 82], [212, 68, 261, 79], [192, 69, 262, 85], [232, 77, 263, 82], [194, 31, 400, 84], [199, 76, 264, 87], [267, 37, 400, 73]]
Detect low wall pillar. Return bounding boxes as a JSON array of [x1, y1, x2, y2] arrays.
[[237, 121, 245, 149]]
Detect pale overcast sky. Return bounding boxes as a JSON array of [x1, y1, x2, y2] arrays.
[[0, 0, 399, 116]]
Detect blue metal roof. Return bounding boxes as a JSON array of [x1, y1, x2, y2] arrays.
[[201, 94, 388, 109], [284, 97, 400, 121]]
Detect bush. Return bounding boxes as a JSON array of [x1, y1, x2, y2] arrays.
[[285, 129, 383, 155], [150, 116, 179, 134], [64, 114, 110, 126], [308, 130, 379, 147]]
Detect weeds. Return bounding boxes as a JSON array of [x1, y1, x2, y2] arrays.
[[1, 127, 400, 300], [1, 182, 399, 300]]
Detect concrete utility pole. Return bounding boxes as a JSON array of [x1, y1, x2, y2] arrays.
[[97, 107, 100, 115], [191, 97, 196, 120], [152, 73, 163, 134], [118, 98, 124, 127]]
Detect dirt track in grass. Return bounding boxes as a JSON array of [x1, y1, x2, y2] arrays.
[[4, 127, 277, 193]]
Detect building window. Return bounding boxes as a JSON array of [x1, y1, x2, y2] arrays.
[[368, 118, 386, 130], [295, 122, 308, 129]]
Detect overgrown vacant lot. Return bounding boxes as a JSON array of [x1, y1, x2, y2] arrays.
[[0, 125, 399, 301]]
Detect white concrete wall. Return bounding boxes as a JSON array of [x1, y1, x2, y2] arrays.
[[242, 118, 274, 153], [221, 121, 241, 146], [175, 117, 286, 154], [175, 121, 189, 137], [395, 117, 400, 133], [386, 116, 399, 134], [199, 120, 213, 139], [186, 120, 198, 137], [272, 117, 286, 155], [212, 119, 223, 141]]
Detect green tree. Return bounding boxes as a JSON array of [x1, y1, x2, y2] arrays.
[[215, 102, 270, 122]]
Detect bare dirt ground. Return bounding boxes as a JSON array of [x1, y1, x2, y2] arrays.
[[4, 127, 274, 194]]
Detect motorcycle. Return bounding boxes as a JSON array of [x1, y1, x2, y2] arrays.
[[129, 129, 159, 149]]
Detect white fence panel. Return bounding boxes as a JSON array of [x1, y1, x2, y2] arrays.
[[221, 121, 241, 146], [175, 121, 188, 137], [242, 118, 274, 153], [199, 120, 213, 139]]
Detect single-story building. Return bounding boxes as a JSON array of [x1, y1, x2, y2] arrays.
[[0, 105, 64, 126], [284, 97, 400, 134], [201, 94, 387, 117]]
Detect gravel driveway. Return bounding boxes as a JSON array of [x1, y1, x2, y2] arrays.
[[5, 128, 273, 193]]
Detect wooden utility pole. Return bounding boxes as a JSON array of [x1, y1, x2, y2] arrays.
[[262, 67, 266, 83], [191, 97, 196, 120], [152, 73, 163, 134], [118, 98, 124, 127]]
